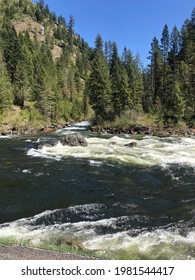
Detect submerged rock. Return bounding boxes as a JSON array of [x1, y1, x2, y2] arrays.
[[38, 139, 59, 149], [124, 142, 138, 148], [61, 132, 88, 147], [109, 141, 117, 145]]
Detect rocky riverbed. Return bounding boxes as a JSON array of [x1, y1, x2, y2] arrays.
[[1, 121, 195, 137]]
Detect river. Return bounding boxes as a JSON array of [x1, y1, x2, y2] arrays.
[[0, 122, 195, 259]]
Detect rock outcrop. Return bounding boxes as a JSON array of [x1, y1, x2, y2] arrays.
[[38, 133, 88, 149], [61, 133, 88, 147]]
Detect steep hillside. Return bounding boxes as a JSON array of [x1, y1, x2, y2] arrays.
[[0, 0, 93, 133]]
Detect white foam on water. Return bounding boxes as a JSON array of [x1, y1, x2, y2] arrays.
[[34, 172, 44, 177], [1, 199, 195, 258], [0, 135, 12, 139], [83, 229, 195, 259], [22, 169, 31, 174], [27, 135, 195, 168], [67, 203, 105, 215], [89, 160, 103, 166], [27, 147, 62, 161], [56, 121, 91, 134], [0, 207, 194, 259], [0, 210, 125, 245]]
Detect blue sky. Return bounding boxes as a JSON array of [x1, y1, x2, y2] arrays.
[[33, 0, 194, 66]]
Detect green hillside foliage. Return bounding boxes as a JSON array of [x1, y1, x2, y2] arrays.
[[0, 0, 194, 128]]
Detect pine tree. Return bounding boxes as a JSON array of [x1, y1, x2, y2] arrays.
[[110, 42, 130, 117], [35, 44, 61, 121], [169, 26, 180, 75], [104, 40, 113, 63], [161, 24, 169, 65], [188, 9, 195, 120], [148, 37, 163, 110], [143, 68, 154, 112], [67, 15, 75, 49], [86, 36, 112, 122], [131, 54, 144, 111], [160, 24, 170, 107], [95, 34, 103, 53], [0, 50, 13, 114], [13, 32, 34, 107], [122, 49, 144, 110], [14, 60, 26, 107], [1, 19, 21, 82]]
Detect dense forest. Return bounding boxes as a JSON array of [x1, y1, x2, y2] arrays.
[[0, 0, 194, 131]]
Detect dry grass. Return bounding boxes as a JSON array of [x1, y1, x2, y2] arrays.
[[13, 17, 62, 60]]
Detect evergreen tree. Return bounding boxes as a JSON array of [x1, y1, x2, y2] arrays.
[[104, 40, 113, 63], [147, 37, 163, 110], [0, 50, 13, 114], [131, 54, 144, 110], [143, 68, 154, 112], [110, 42, 130, 117], [13, 32, 34, 106], [160, 24, 170, 106], [122, 49, 144, 110], [169, 26, 180, 74], [188, 9, 195, 119], [1, 19, 21, 82], [58, 15, 66, 26], [0, 0, 194, 127], [67, 15, 75, 48], [35, 44, 62, 121], [86, 36, 111, 122], [161, 24, 169, 64], [94, 34, 103, 53]]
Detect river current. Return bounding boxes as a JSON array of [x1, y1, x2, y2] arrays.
[[0, 122, 195, 259]]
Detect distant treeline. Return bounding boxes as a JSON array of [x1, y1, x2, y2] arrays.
[[0, 0, 194, 127]]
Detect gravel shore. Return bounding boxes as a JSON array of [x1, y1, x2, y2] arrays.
[[0, 246, 96, 260]]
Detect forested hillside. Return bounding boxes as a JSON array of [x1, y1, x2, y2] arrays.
[[0, 0, 194, 132], [0, 0, 93, 131]]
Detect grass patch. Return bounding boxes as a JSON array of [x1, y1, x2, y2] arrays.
[[38, 242, 99, 259], [0, 105, 46, 132], [0, 237, 99, 259], [0, 237, 30, 247], [102, 110, 161, 130]]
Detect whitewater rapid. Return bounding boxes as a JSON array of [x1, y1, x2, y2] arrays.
[[1, 129, 195, 259], [27, 135, 195, 169], [0, 204, 195, 259]]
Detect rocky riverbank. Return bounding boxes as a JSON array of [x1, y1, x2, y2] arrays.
[[1, 117, 195, 138], [0, 122, 68, 136], [0, 105, 70, 136], [91, 124, 195, 137]]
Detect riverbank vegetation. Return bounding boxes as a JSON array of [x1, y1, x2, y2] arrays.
[[0, 0, 194, 134], [0, 237, 100, 259]]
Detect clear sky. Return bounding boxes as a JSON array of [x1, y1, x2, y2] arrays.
[[33, 0, 194, 66]]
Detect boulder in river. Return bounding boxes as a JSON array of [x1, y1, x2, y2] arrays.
[[61, 132, 88, 147]]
